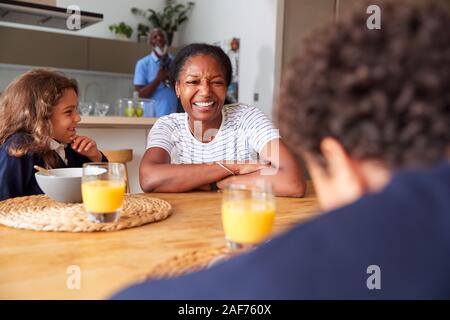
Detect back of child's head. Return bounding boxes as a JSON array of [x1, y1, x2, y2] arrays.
[[0, 69, 78, 159], [278, 0, 450, 170]]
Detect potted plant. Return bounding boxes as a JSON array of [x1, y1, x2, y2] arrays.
[[131, 0, 195, 46], [137, 23, 150, 43], [109, 22, 133, 41]]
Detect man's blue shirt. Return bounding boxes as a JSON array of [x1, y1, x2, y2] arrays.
[[134, 52, 178, 117]]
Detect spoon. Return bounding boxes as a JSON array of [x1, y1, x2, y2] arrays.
[[34, 165, 52, 176]]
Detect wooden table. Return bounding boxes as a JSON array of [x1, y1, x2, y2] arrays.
[[0, 183, 319, 299]]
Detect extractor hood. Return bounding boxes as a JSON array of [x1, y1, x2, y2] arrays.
[[0, 0, 103, 30]]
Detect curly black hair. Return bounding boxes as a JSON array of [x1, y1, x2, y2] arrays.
[[278, 1, 450, 170], [169, 43, 232, 88]]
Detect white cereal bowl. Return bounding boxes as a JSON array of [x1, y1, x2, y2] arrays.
[[35, 168, 83, 203]]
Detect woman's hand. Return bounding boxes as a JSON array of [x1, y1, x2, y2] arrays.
[[71, 135, 102, 162], [195, 184, 212, 191], [224, 161, 271, 175]]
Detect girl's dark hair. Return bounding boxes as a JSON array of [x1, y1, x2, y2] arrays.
[[0, 69, 78, 168], [278, 1, 450, 170], [169, 43, 233, 87]]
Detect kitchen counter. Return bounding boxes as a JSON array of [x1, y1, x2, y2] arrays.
[[79, 116, 157, 129], [77, 116, 157, 193]]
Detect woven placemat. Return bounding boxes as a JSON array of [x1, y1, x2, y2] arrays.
[[0, 194, 172, 232], [145, 246, 235, 280]]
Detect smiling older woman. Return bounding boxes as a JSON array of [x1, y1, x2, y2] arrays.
[[139, 43, 305, 197]]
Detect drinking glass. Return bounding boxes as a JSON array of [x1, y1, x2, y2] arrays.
[[94, 102, 110, 116], [115, 98, 132, 117], [82, 162, 126, 223], [78, 102, 93, 116], [221, 179, 275, 250], [143, 99, 156, 117]]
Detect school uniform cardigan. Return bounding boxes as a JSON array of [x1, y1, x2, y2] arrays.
[[0, 132, 107, 201], [113, 161, 450, 299]]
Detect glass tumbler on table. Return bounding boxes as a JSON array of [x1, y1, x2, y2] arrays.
[[221, 179, 276, 251], [82, 162, 126, 223]]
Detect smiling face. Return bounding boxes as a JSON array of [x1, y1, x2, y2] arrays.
[[50, 89, 80, 143], [175, 54, 227, 127]]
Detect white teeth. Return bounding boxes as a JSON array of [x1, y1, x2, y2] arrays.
[[194, 101, 214, 107]]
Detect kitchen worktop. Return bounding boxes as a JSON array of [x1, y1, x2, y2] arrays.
[[79, 116, 157, 129], [77, 116, 157, 193]]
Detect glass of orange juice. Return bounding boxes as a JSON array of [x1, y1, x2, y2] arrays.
[[82, 162, 126, 223], [221, 179, 275, 250]]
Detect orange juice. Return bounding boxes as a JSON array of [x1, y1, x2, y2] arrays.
[[82, 180, 125, 213], [222, 199, 275, 244]]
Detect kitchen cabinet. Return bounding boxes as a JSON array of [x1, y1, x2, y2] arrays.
[[0, 26, 149, 74], [0, 26, 88, 70], [282, 0, 450, 72], [282, 0, 335, 70], [88, 37, 148, 74], [338, 0, 450, 17], [281, 0, 336, 180]]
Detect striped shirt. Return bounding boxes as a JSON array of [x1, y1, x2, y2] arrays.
[[146, 104, 280, 164]]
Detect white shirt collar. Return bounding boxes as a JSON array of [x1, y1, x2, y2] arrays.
[[150, 51, 172, 62], [150, 51, 160, 62], [49, 139, 68, 165]]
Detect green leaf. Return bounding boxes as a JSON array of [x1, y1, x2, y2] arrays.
[[131, 1, 195, 40]]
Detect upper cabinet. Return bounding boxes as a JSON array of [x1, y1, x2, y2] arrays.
[[0, 26, 89, 70], [282, 0, 335, 70], [88, 38, 148, 74], [0, 26, 148, 74], [339, 0, 450, 17], [282, 0, 450, 72]]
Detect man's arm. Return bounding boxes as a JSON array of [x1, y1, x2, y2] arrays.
[[135, 67, 168, 99]]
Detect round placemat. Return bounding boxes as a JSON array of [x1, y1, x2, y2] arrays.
[[145, 246, 235, 280], [0, 194, 172, 232]]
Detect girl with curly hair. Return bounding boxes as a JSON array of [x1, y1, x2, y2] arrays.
[[0, 69, 107, 201]]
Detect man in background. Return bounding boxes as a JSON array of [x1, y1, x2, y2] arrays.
[[226, 38, 240, 103], [134, 28, 178, 117]]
